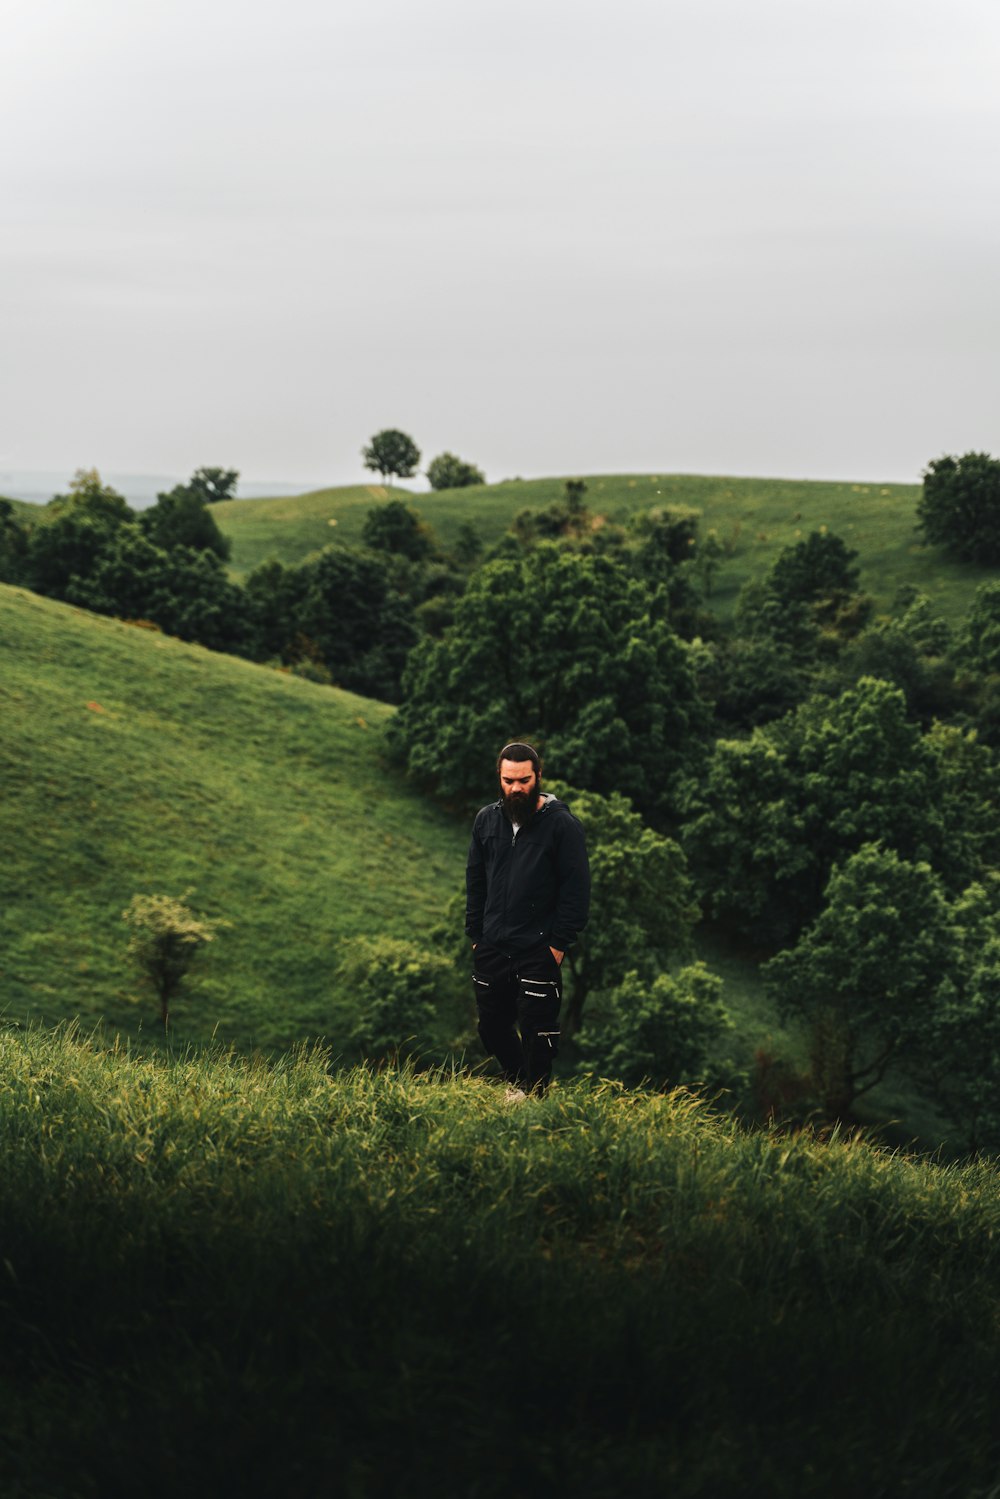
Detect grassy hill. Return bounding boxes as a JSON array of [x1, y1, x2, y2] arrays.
[[213, 470, 998, 625], [3, 1027, 1000, 1498], [0, 584, 469, 1051]]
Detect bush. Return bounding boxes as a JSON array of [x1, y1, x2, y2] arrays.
[[336, 936, 454, 1062], [576, 964, 732, 1091]]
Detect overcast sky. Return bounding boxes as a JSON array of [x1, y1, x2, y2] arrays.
[[3, 0, 999, 492]]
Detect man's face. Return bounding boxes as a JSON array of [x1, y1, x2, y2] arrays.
[[499, 759, 539, 820]]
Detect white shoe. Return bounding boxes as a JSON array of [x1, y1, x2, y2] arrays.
[[504, 1086, 528, 1105]]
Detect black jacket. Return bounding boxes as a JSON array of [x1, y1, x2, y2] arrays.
[[465, 794, 590, 955]]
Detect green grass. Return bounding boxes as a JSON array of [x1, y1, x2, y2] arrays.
[[0, 584, 469, 1051], [3, 1025, 1000, 1498], [214, 470, 999, 625], [210, 481, 415, 575]]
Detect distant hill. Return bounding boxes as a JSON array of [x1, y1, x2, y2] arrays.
[[0, 584, 468, 1050], [0, 471, 320, 509], [213, 470, 995, 624]]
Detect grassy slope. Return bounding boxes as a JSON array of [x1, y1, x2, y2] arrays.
[[214, 470, 998, 624], [0, 584, 469, 1050], [3, 1031, 1000, 1498]]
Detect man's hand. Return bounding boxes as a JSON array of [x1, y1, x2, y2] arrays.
[[550, 946, 564, 966]]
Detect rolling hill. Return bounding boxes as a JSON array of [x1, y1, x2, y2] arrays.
[[0, 584, 469, 1051], [212, 470, 995, 626]]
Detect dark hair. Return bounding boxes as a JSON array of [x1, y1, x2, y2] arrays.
[[496, 741, 541, 776]]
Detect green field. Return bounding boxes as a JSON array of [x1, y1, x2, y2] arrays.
[[0, 584, 469, 1051], [213, 470, 998, 625], [3, 1027, 1000, 1498]]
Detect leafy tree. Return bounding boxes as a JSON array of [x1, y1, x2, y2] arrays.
[[426, 452, 485, 490], [0, 499, 28, 584], [25, 471, 135, 601], [917, 451, 1000, 563], [123, 891, 223, 1030], [47, 468, 134, 526], [361, 500, 436, 562], [362, 429, 420, 485], [389, 545, 707, 825], [140, 483, 231, 560], [734, 529, 870, 661], [576, 964, 732, 1091], [956, 582, 1000, 675], [185, 466, 239, 504], [908, 881, 1000, 1155], [543, 784, 699, 1034], [762, 844, 955, 1119], [335, 936, 452, 1062], [244, 559, 311, 662], [296, 544, 418, 702], [681, 677, 993, 947], [768, 528, 860, 607]]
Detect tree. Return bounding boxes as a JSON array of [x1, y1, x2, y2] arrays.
[[25, 471, 135, 601], [296, 544, 418, 702], [576, 964, 731, 1092], [140, 483, 231, 560], [956, 582, 1000, 675], [362, 429, 420, 485], [66, 530, 250, 652], [546, 784, 699, 1035], [681, 677, 992, 947], [426, 452, 485, 490], [908, 881, 1000, 1155], [0, 499, 28, 584], [917, 452, 1000, 563], [361, 500, 436, 562], [762, 844, 956, 1119], [123, 892, 223, 1030], [389, 545, 708, 825], [185, 466, 239, 505]]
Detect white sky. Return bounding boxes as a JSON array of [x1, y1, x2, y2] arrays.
[[2, 0, 999, 489]]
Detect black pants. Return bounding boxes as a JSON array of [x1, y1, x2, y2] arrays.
[[472, 941, 562, 1093]]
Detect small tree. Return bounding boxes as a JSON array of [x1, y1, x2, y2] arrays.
[[426, 452, 485, 490], [917, 452, 1000, 563], [362, 429, 421, 486], [185, 466, 239, 505], [123, 892, 222, 1030], [762, 844, 956, 1119]]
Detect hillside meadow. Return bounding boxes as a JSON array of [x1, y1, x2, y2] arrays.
[[2, 1026, 1000, 1498], [213, 470, 993, 625], [0, 584, 468, 1051]]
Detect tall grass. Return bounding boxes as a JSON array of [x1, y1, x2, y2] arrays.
[[3, 1024, 1000, 1497]]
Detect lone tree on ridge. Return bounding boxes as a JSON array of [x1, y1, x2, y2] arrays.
[[362, 429, 421, 486]]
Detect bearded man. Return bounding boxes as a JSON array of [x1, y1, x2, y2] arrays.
[[465, 741, 590, 1098]]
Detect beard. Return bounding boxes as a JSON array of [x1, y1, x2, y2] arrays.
[[502, 780, 541, 824]]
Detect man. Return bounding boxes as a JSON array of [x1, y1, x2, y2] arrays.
[[465, 741, 590, 1097]]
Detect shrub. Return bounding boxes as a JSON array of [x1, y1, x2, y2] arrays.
[[576, 964, 732, 1091], [336, 936, 453, 1063]]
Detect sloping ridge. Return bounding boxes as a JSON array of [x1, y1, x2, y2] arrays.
[[0, 585, 466, 1047]]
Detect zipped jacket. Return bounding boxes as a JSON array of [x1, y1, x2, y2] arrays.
[[465, 794, 590, 955]]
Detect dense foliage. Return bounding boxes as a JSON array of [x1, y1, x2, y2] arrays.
[[388, 544, 708, 823], [427, 450, 485, 489], [917, 451, 1000, 563]]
